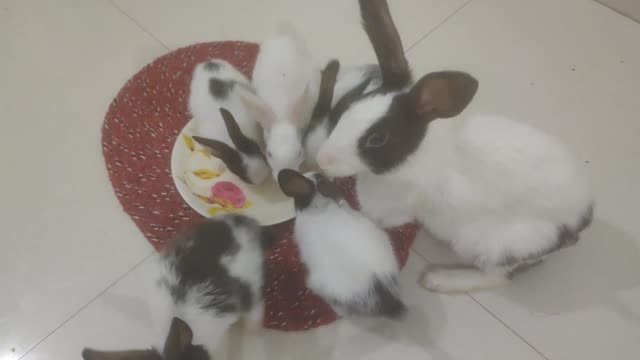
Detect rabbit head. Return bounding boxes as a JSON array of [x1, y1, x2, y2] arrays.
[[193, 107, 270, 184], [317, 0, 478, 177], [82, 317, 207, 360], [249, 26, 321, 179], [243, 85, 317, 180]]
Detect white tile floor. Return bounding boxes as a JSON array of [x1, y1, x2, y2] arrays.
[[1, 0, 639, 359]]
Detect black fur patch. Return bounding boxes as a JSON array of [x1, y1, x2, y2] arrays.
[[192, 136, 253, 184], [219, 108, 265, 160], [500, 204, 594, 267], [278, 170, 317, 211], [330, 278, 405, 319], [313, 173, 341, 202], [357, 93, 429, 173], [260, 226, 280, 250], [180, 345, 210, 360], [81, 349, 162, 360], [227, 213, 255, 228], [204, 61, 221, 71], [371, 278, 406, 318], [304, 65, 380, 143], [358, 0, 411, 90], [209, 78, 235, 99], [328, 78, 373, 133], [293, 191, 314, 210], [163, 217, 257, 315], [363, 64, 382, 83]]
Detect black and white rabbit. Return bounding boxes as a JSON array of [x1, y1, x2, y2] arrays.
[[82, 214, 270, 360], [277, 169, 406, 318], [189, 59, 270, 185], [304, 61, 382, 170], [316, 0, 594, 293]]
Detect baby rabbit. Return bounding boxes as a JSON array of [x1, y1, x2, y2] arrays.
[[277, 169, 406, 318], [189, 59, 270, 184], [82, 214, 269, 360], [248, 25, 321, 179], [316, 0, 594, 293]]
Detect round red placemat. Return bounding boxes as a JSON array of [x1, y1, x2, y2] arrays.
[[102, 41, 417, 331]]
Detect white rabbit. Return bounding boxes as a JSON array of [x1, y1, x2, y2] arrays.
[[247, 24, 321, 179], [277, 169, 406, 318], [82, 214, 270, 360], [316, 0, 594, 293], [189, 59, 270, 185], [303, 61, 383, 170]]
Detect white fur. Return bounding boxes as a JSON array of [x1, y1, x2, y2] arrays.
[[332, 64, 382, 107], [293, 175, 399, 305], [251, 25, 321, 177], [266, 122, 304, 179], [189, 59, 270, 184], [320, 103, 593, 292], [148, 216, 265, 357], [420, 265, 510, 293], [304, 64, 382, 170], [149, 257, 238, 358], [356, 173, 420, 229], [303, 123, 329, 170], [220, 217, 264, 308], [317, 94, 393, 175]]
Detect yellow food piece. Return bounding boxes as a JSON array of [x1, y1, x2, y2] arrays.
[[207, 207, 222, 215], [194, 194, 213, 204], [182, 134, 195, 151], [196, 149, 211, 158], [193, 169, 221, 180]]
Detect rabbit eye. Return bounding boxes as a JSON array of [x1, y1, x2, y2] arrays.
[[365, 131, 389, 148]]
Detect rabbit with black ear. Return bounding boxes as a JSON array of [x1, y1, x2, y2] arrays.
[[333, 64, 383, 104], [303, 59, 340, 169], [317, 0, 594, 293], [189, 59, 271, 185], [277, 169, 406, 318], [304, 61, 383, 170], [81, 214, 270, 360], [246, 24, 321, 179]]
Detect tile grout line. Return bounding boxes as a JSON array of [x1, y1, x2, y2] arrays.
[[405, 0, 476, 54], [18, 250, 156, 359], [593, 0, 640, 24], [467, 294, 552, 360], [409, 248, 551, 360], [106, 0, 172, 51], [19, 2, 167, 357]]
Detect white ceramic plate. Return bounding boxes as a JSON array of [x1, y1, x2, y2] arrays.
[[170, 119, 295, 225]]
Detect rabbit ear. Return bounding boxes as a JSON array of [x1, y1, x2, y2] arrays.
[[288, 82, 314, 125], [311, 59, 341, 120], [192, 136, 253, 183], [163, 317, 193, 358], [327, 77, 373, 131], [359, 0, 411, 90], [81, 348, 156, 360], [239, 88, 276, 129], [410, 71, 478, 119], [277, 169, 314, 199], [219, 108, 265, 159], [314, 174, 341, 201]]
